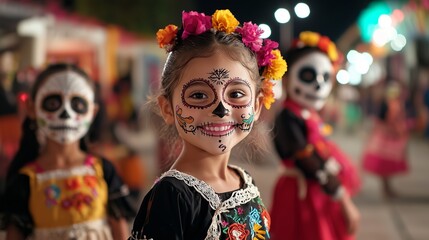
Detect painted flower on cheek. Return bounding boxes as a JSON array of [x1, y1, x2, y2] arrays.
[[182, 11, 212, 39]]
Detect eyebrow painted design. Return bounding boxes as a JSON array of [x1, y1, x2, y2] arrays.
[[175, 106, 197, 134], [208, 68, 229, 85]]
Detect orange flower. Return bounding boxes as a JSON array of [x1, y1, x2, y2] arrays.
[[156, 24, 178, 48], [263, 50, 287, 81], [261, 79, 275, 109]]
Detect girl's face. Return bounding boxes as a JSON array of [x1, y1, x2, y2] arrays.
[[287, 52, 334, 110], [165, 51, 262, 155], [34, 71, 95, 144]]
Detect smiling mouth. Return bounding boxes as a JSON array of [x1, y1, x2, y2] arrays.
[[49, 125, 78, 131], [295, 87, 325, 101], [198, 122, 236, 137], [304, 93, 325, 101]]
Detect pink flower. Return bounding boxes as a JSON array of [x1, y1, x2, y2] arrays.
[[236, 22, 263, 52], [181, 11, 212, 39], [257, 39, 279, 66]]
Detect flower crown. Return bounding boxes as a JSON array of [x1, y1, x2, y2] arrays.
[[156, 9, 287, 109], [291, 31, 342, 67]]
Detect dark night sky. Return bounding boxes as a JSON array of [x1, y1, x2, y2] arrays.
[[195, 0, 373, 43]]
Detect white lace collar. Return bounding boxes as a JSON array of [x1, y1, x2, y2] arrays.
[[159, 165, 261, 240], [159, 165, 254, 209]]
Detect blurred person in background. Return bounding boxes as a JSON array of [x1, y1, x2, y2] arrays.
[[2, 63, 135, 240], [270, 31, 361, 240], [362, 80, 411, 198]]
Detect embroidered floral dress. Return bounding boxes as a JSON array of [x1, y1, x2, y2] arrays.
[[4, 155, 135, 239], [130, 165, 271, 240]]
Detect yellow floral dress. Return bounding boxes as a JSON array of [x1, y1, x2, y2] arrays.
[[4, 155, 134, 240]]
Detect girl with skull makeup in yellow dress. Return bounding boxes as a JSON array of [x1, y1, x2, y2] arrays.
[[3, 63, 135, 240], [129, 9, 287, 240]]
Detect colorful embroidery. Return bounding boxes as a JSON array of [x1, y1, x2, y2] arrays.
[[84, 175, 98, 188], [65, 177, 81, 190], [160, 166, 269, 239], [44, 184, 61, 207], [227, 223, 250, 240], [60, 192, 93, 211]]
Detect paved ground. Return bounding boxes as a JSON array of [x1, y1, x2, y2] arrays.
[[235, 125, 429, 240]]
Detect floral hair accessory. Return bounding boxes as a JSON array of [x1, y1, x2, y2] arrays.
[[292, 31, 341, 66], [156, 9, 287, 109]]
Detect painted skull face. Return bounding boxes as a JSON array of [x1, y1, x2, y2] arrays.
[[172, 51, 259, 155], [287, 52, 333, 110], [35, 71, 95, 144]]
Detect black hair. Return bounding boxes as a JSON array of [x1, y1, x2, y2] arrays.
[[6, 63, 95, 182]]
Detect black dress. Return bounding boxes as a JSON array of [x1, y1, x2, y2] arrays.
[[130, 165, 271, 240]]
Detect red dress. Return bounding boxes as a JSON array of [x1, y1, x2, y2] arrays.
[[270, 100, 360, 240], [362, 99, 409, 176]]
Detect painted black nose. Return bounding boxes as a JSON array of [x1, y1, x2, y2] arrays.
[[59, 109, 71, 119], [315, 83, 320, 90], [212, 102, 229, 118]]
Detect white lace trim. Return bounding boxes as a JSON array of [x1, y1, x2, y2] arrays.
[[32, 218, 112, 240], [160, 165, 260, 240], [35, 165, 96, 182]]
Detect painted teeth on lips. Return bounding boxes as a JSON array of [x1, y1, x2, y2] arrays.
[[200, 122, 235, 135], [49, 125, 78, 131]]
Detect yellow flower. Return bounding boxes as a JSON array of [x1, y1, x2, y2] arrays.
[[327, 41, 338, 62], [156, 24, 178, 48], [212, 9, 239, 34], [261, 79, 275, 110], [252, 222, 267, 240], [299, 31, 320, 47], [263, 50, 287, 81]]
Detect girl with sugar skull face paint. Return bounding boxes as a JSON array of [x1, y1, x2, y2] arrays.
[[4, 63, 135, 240], [34, 70, 95, 144], [130, 9, 287, 240], [270, 32, 361, 240]]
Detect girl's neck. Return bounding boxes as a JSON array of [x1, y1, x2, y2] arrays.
[[171, 143, 241, 193], [172, 143, 230, 177], [37, 139, 87, 170]]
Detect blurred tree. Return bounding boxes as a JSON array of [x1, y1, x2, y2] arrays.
[[72, 0, 195, 36]]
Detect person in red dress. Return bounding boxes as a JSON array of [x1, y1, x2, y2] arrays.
[[270, 31, 361, 240], [362, 81, 410, 198]]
